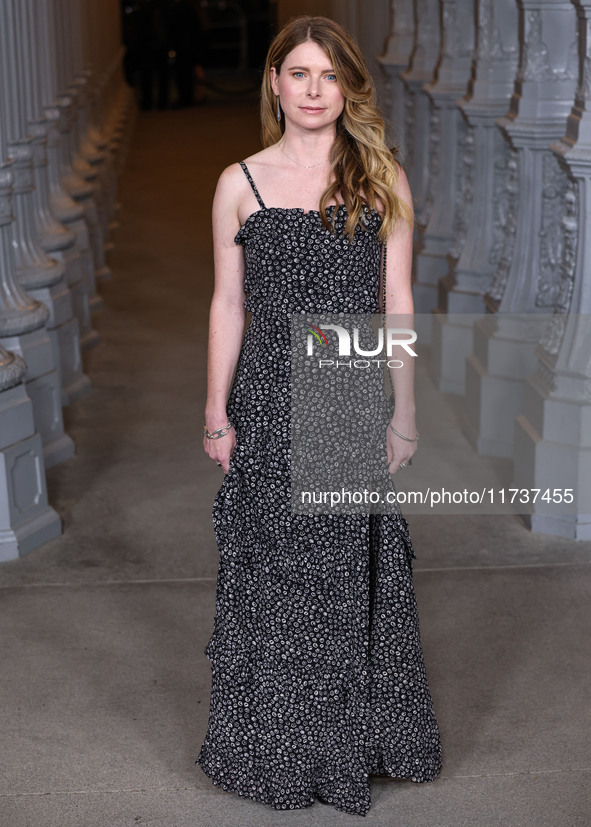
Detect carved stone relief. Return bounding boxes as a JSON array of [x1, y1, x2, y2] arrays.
[[578, 17, 591, 100], [536, 154, 574, 308], [538, 178, 579, 356], [519, 10, 578, 82], [442, 0, 473, 60], [486, 148, 520, 304], [449, 120, 475, 261], [519, 11, 551, 81]]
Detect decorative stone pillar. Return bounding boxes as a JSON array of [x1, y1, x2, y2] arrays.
[[74, 0, 116, 273], [0, 344, 62, 561], [41, 0, 100, 349], [400, 0, 441, 219], [96, 2, 129, 236], [80, 0, 133, 225], [22, 0, 92, 406], [431, 0, 520, 393], [0, 0, 75, 468], [0, 78, 62, 560], [464, 0, 579, 457], [82, 0, 132, 234], [413, 0, 476, 319], [348, 0, 392, 115], [77, 69, 113, 246], [64, 78, 114, 291], [378, 0, 415, 159], [513, 0, 591, 539]]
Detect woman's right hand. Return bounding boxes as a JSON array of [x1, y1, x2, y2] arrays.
[[203, 419, 236, 474]]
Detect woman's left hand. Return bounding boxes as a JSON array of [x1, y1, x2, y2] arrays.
[[386, 413, 418, 474]]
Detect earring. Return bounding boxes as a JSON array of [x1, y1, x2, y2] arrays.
[[276, 96, 281, 122]]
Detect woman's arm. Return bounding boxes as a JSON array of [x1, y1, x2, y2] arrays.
[[204, 165, 247, 473], [384, 163, 418, 474]]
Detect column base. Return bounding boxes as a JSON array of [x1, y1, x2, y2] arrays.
[[1, 329, 75, 467], [414, 310, 433, 348], [26, 282, 91, 407], [522, 513, 591, 541], [463, 317, 542, 457], [512, 372, 591, 539], [0, 500, 62, 561], [438, 273, 489, 314], [430, 311, 475, 394], [463, 355, 519, 457], [413, 249, 449, 316], [43, 430, 76, 469], [413, 282, 439, 324], [0, 385, 62, 561]]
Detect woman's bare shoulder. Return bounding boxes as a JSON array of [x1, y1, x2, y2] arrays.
[[242, 144, 280, 170], [216, 146, 278, 189], [216, 161, 247, 189], [213, 162, 254, 214]]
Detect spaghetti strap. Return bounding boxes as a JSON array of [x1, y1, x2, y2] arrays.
[[239, 161, 266, 210]]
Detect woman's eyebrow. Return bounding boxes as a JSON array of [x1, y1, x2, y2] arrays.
[[286, 65, 336, 72]]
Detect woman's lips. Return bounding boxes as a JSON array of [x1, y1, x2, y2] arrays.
[[300, 106, 326, 113]]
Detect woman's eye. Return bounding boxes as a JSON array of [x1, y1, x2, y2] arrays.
[[325, 74, 337, 81], [293, 72, 305, 78]]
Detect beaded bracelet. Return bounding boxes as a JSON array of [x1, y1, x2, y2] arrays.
[[204, 422, 233, 440]]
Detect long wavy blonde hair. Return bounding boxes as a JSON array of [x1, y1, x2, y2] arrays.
[[261, 16, 412, 241]]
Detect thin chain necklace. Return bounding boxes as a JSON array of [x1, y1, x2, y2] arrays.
[[280, 143, 329, 170]]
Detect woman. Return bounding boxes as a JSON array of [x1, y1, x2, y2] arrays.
[[196, 16, 442, 817]]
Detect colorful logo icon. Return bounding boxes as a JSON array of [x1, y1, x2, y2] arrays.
[[306, 326, 329, 348]]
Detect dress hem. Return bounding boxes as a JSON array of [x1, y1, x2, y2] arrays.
[[195, 745, 443, 818]]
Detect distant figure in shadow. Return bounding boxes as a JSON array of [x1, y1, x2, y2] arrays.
[[170, 0, 204, 108], [136, 0, 173, 110]]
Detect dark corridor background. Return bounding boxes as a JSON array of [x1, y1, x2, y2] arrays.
[[121, 0, 274, 110]]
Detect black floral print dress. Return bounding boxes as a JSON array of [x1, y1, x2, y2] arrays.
[[196, 162, 442, 817]]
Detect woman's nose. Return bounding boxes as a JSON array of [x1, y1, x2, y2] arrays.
[[307, 78, 321, 97]]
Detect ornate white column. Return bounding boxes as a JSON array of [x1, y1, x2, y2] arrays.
[[464, 0, 579, 458], [400, 0, 441, 220], [22, 0, 91, 406], [0, 53, 62, 559], [493, 3, 578, 313], [42, 0, 100, 349], [101, 0, 137, 187], [55, 0, 111, 297], [81, 0, 122, 258], [513, 0, 591, 539], [413, 0, 476, 319], [347, 0, 392, 113], [66, 0, 114, 266], [0, 0, 75, 468], [431, 0, 520, 393], [378, 0, 415, 158]]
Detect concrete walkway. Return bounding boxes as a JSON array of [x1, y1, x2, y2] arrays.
[[1, 100, 590, 827]]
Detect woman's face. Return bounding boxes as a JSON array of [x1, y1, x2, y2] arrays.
[[270, 40, 345, 133]]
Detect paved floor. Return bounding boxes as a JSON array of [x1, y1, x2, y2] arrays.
[[1, 100, 590, 827]]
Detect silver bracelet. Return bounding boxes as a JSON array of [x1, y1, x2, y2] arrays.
[[204, 422, 233, 440], [389, 424, 419, 442]]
